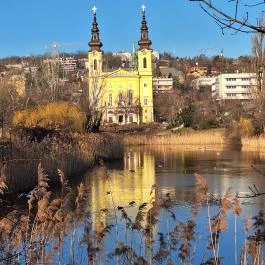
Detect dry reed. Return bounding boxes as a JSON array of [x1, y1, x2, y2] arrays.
[[2, 133, 123, 193], [242, 135, 265, 151], [123, 130, 224, 147], [0, 165, 264, 264]]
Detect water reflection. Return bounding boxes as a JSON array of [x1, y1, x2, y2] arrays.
[[1, 146, 265, 264], [81, 146, 265, 264], [86, 146, 265, 213], [86, 151, 157, 231]]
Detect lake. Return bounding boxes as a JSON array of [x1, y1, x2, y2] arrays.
[[1, 146, 265, 264]]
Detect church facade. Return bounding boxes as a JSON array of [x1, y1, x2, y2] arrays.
[[87, 6, 154, 124]]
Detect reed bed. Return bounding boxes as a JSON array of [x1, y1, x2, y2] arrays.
[[1, 133, 123, 193], [0, 165, 263, 265], [242, 135, 265, 151], [123, 130, 224, 147]]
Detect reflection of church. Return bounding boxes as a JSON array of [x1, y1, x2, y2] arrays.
[[87, 6, 154, 124], [89, 150, 156, 215]]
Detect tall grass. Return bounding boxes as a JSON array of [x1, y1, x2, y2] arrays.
[[0, 166, 263, 265], [123, 130, 224, 147], [123, 127, 265, 152], [242, 135, 265, 151], [1, 133, 123, 193]]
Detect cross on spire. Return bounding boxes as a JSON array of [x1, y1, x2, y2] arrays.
[[92, 6, 97, 15], [138, 4, 151, 50], [89, 5, 102, 51]]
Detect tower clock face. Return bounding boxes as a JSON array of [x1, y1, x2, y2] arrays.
[[93, 51, 97, 56], [142, 50, 147, 55]]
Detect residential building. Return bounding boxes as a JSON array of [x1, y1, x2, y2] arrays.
[[192, 76, 216, 97], [87, 6, 154, 124], [153, 77, 173, 92], [113, 52, 132, 62], [152, 50, 160, 61], [114, 49, 159, 63], [159, 67, 184, 83], [59, 57, 77, 73], [213, 73, 257, 100], [0, 74, 26, 96]]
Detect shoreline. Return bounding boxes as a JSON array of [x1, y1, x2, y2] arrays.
[[122, 129, 265, 152]]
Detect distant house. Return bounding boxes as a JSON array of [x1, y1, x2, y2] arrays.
[[113, 52, 132, 62], [59, 57, 77, 73], [153, 77, 173, 92], [158, 66, 184, 85], [114, 50, 159, 62], [0, 74, 26, 96], [192, 76, 216, 97], [213, 73, 257, 100], [193, 73, 258, 100]]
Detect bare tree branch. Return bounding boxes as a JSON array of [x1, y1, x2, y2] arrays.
[[237, 164, 265, 198], [190, 0, 265, 33]]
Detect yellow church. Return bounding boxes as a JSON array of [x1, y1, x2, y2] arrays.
[[87, 5, 154, 124]]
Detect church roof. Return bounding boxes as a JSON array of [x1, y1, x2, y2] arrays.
[[105, 68, 139, 78]]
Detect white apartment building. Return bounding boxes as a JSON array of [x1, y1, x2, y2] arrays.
[[193, 76, 216, 89], [113, 50, 160, 62], [214, 73, 257, 100], [113, 52, 132, 62], [59, 57, 77, 73], [153, 77, 173, 92]]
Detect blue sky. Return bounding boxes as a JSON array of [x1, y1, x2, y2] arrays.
[[0, 0, 260, 58]]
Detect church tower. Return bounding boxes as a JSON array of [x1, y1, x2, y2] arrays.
[[88, 6, 103, 76], [138, 5, 154, 123]]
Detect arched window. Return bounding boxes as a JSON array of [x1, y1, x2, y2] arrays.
[[143, 57, 147, 69], [118, 92, 123, 105], [108, 92, 113, 106], [128, 90, 133, 105], [93, 59, 97, 70]]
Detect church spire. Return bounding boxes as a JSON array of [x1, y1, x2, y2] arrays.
[[138, 5, 152, 50], [88, 6, 103, 52]]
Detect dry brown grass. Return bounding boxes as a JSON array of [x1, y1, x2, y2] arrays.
[[2, 133, 123, 193], [0, 166, 264, 264], [242, 135, 265, 151], [123, 129, 224, 147]]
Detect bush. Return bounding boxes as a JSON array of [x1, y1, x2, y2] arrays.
[[173, 105, 196, 128], [239, 117, 254, 137], [13, 102, 85, 132]]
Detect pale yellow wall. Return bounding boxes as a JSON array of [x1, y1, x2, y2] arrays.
[[138, 49, 153, 123], [87, 50, 103, 75], [89, 151, 156, 214], [103, 75, 140, 105], [87, 47, 154, 124], [138, 49, 152, 75]]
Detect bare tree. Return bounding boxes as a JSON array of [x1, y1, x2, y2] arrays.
[[114, 91, 140, 124], [252, 15, 265, 91], [81, 72, 106, 132], [0, 79, 20, 135], [153, 91, 184, 123], [189, 0, 265, 34]]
